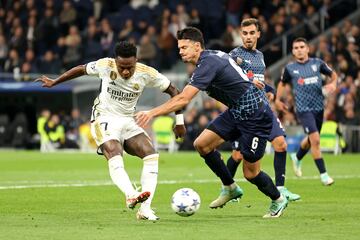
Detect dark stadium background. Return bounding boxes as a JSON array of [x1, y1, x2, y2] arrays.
[[0, 0, 359, 151]]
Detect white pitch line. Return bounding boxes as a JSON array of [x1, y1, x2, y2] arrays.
[[0, 174, 359, 190]]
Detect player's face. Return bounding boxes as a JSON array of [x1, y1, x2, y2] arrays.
[[178, 39, 201, 64], [240, 24, 260, 50], [292, 41, 309, 61], [115, 56, 137, 79]]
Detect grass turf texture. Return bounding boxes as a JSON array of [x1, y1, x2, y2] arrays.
[[1, 151, 360, 240]]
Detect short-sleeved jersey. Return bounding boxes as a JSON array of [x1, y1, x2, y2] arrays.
[[281, 58, 333, 112], [189, 50, 269, 120], [86, 58, 170, 120], [229, 46, 274, 94], [229, 46, 266, 82]]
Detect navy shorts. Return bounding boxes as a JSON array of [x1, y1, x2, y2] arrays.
[[268, 113, 286, 141], [297, 111, 324, 134], [232, 112, 285, 150], [208, 106, 273, 163]]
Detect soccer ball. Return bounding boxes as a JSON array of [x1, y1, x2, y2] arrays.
[[171, 188, 201, 217]]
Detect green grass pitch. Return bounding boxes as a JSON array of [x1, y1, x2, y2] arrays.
[[1, 150, 360, 240]]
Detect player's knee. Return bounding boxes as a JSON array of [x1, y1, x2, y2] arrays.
[[243, 167, 259, 180], [311, 140, 320, 147], [193, 139, 211, 155], [193, 139, 200, 152], [193, 140, 205, 155], [272, 138, 287, 152], [244, 172, 257, 180], [102, 140, 122, 159], [139, 145, 157, 158], [309, 136, 320, 147]]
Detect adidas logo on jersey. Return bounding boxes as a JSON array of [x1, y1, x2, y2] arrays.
[[109, 81, 116, 86]]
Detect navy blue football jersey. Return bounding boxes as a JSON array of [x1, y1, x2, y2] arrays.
[[281, 58, 333, 112], [189, 50, 269, 120], [229, 46, 274, 95], [229, 46, 265, 81]]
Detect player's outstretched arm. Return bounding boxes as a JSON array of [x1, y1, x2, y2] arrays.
[[163, 83, 183, 114], [136, 85, 199, 128], [34, 65, 86, 88], [163, 83, 187, 138]]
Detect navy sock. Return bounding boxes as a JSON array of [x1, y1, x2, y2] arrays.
[[314, 158, 326, 174], [274, 151, 287, 187], [226, 156, 240, 178], [296, 147, 309, 160], [247, 171, 280, 200], [202, 150, 234, 186]]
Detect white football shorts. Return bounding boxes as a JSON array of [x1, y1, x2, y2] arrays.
[[90, 115, 145, 147]]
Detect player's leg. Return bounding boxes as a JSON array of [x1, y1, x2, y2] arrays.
[[269, 115, 300, 201], [195, 129, 239, 188], [101, 140, 149, 207], [123, 121, 160, 220], [291, 112, 313, 177], [272, 136, 287, 187], [214, 143, 243, 205], [290, 136, 310, 177], [196, 111, 243, 208], [227, 142, 243, 178], [272, 135, 300, 201], [309, 111, 334, 185], [90, 117, 148, 211], [296, 136, 311, 159], [240, 135, 288, 218]]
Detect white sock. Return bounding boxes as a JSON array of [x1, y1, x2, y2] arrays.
[[276, 194, 284, 202], [223, 183, 238, 190], [108, 155, 136, 198], [320, 172, 329, 177], [140, 153, 159, 210]]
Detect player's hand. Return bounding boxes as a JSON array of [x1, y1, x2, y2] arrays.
[[252, 79, 265, 90], [275, 99, 288, 112], [173, 124, 186, 139], [34, 75, 56, 88], [323, 83, 337, 94], [135, 111, 153, 128], [266, 92, 275, 102]]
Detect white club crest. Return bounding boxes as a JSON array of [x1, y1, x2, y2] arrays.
[[311, 64, 317, 72]]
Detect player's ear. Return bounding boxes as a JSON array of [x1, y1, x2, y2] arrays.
[[195, 41, 202, 49]]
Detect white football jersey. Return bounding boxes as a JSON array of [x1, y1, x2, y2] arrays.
[[86, 58, 171, 120]]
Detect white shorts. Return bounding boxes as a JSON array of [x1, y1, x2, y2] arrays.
[[90, 115, 145, 147]]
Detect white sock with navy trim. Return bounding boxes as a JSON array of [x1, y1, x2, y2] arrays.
[[108, 155, 136, 198], [140, 153, 159, 210]]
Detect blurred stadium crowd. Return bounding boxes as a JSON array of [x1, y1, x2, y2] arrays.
[[0, 0, 359, 151], [1, 0, 357, 73]]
